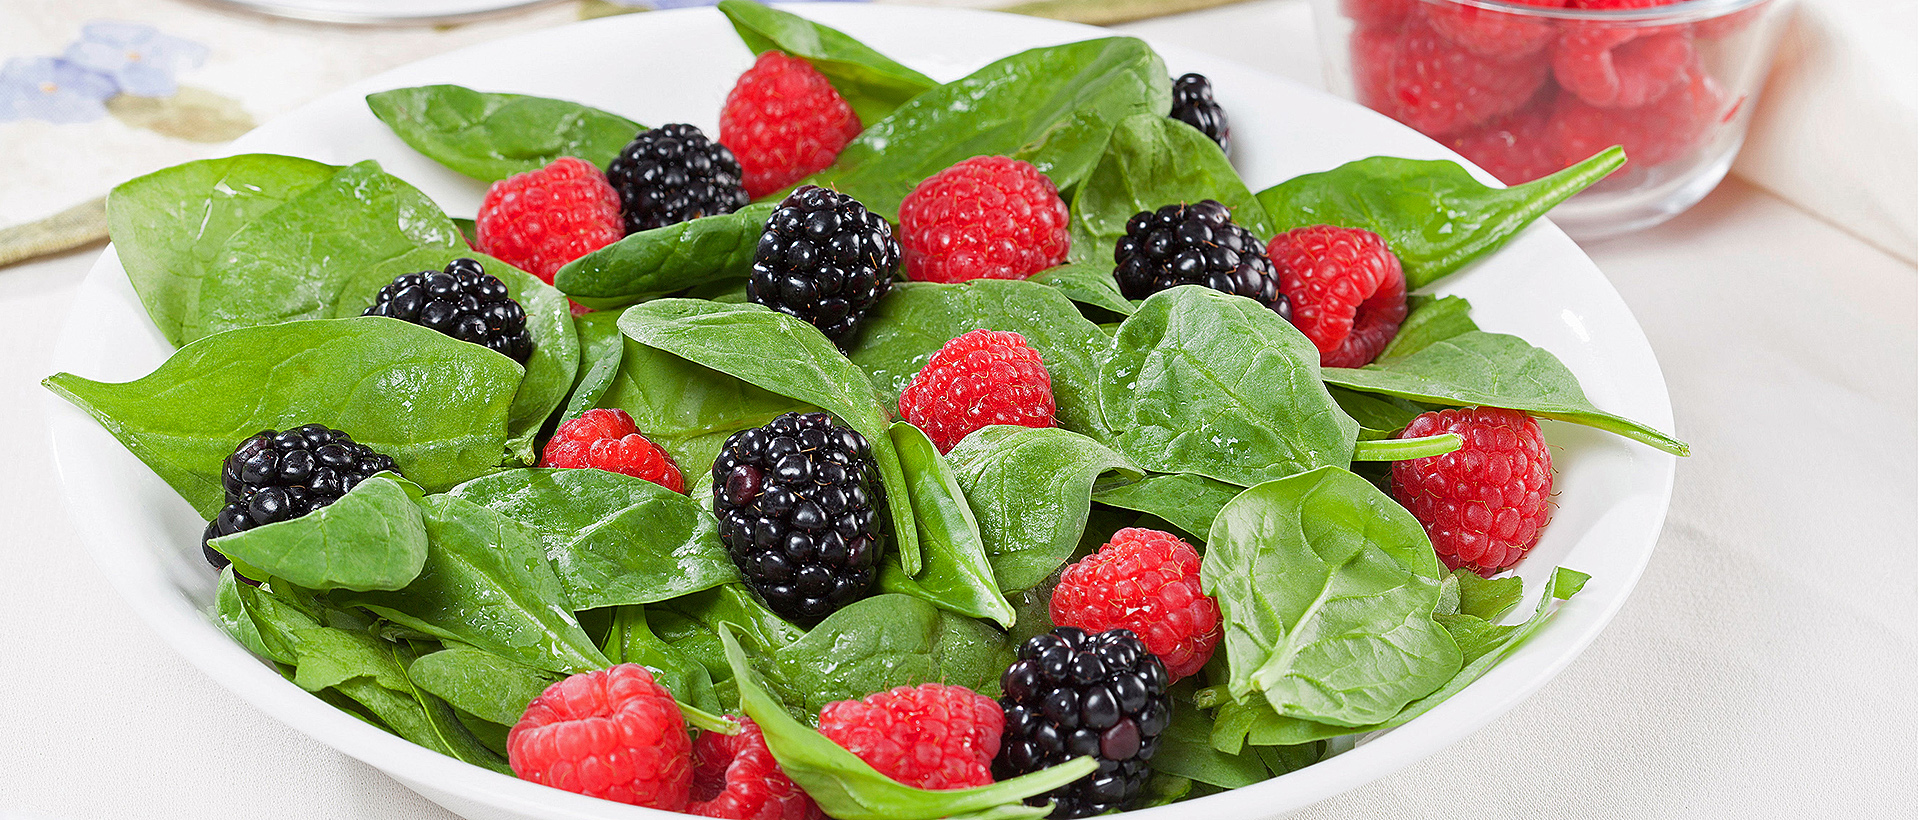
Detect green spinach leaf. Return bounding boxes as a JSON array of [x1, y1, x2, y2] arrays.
[[564, 309, 625, 419], [603, 605, 722, 714], [366, 85, 641, 181], [596, 335, 817, 477], [650, 584, 806, 686], [716, 0, 935, 127], [1380, 295, 1477, 360], [1202, 467, 1459, 727], [1068, 112, 1271, 266], [1099, 287, 1357, 487], [44, 317, 519, 516], [1257, 147, 1625, 289], [771, 593, 1013, 714], [1329, 387, 1426, 440], [945, 426, 1137, 593], [878, 423, 1016, 627], [1321, 330, 1688, 456], [1027, 260, 1135, 317], [555, 203, 775, 310], [448, 468, 737, 610], [210, 473, 428, 592], [408, 644, 559, 726], [1091, 472, 1239, 544], [1150, 688, 1276, 789], [1454, 569, 1524, 621]]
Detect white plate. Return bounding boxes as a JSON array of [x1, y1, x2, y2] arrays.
[[193, 0, 559, 25], [42, 6, 1678, 819]]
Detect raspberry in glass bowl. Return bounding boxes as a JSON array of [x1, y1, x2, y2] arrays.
[[1310, 0, 1793, 237]]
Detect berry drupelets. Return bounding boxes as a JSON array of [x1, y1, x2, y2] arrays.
[[1169, 72, 1231, 152], [363, 257, 533, 364], [995, 627, 1171, 818], [748, 185, 898, 344], [899, 330, 1055, 454], [689, 718, 821, 820], [1113, 200, 1289, 319], [475, 156, 624, 284], [1051, 528, 1220, 681], [720, 51, 863, 200], [818, 683, 1004, 791], [202, 425, 397, 570], [508, 664, 694, 808], [539, 408, 684, 493], [897, 156, 1069, 284], [606, 123, 751, 233], [711, 412, 884, 620], [1269, 224, 1408, 368], [1390, 407, 1555, 576]]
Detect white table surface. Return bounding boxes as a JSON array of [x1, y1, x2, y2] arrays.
[[1, 1, 1914, 818]]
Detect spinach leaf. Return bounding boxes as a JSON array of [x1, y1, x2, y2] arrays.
[[564, 309, 624, 419], [716, 0, 935, 127], [1257, 147, 1625, 289], [945, 426, 1137, 593], [447, 468, 737, 609], [878, 423, 1016, 627], [1091, 472, 1239, 544], [1380, 295, 1477, 360], [721, 626, 1096, 820], [342, 494, 608, 675], [408, 644, 559, 726], [650, 584, 806, 685], [44, 317, 519, 516], [1027, 260, 1136, 317], [1329, 386, 1426, 440], [1068, 113, 1271, 266], [597, 335, 816, 477], [1321, 330, 1689, 456], [1202, 467, 1459, 727], [811, 37, 1171, 220], [210, 473, 428, 592], [616, 299, 920, 574], [366, 85, 642, 182], [215, 568, 285, 664], [603, 606, 722, 714], [1454, 569, 1524, 621], [109, 154, 339, 344], [555, 203, 775, 310], [1150, 688, 1276, 789], [771, 593, 1014, 714], [1100, 287, 1357, 487], [845, 280, 1110, 439]]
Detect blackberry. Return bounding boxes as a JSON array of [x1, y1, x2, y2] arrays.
[[711, 412, 884, 620], [1170, 72, 1230, 153], [748, 185, 897, 344], [605, 123, 750, 233], [364, 257, 533, 364], [994, 627, 1171, 818], [1112, 200, 1290, 320], [201, 425, 399, 570]]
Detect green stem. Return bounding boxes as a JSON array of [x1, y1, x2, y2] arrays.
[[680, 701, 742, 736], [1352, 433, 1462, 461]]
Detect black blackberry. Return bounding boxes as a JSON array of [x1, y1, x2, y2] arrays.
[[1170, 72, 1230, 153], [1113, 200, 1290, 320], [995, 627, 1171, 818], [711, 412, 885, 620], [364, 257, 533, 364], [747, 185, 897, 344], [605, 123, 750, 233], [201, 425, 399, 570]]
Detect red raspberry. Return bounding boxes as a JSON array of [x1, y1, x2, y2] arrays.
[[1362, 19, 1550, 138], [539, 408, 685, 492], [720, 51, 862, 200], [1554, 27, 1695, 108], [475, 156, 624, 285], [1050, 528, 1221, 681], [898, 329, 1055, 454], [817, 683, 1003, 790], [1390, 407, 1554, 577], [1424, 0, 1566, 60], [689, 718, 822, 820], [507, 664, 694, 809], [1549, 59, 1724, 171], [1268, 225, 1409, 369], [897, 156, 1070, 284], [1341, 0, 1417, 30], [1447, 99, 1565, 185]]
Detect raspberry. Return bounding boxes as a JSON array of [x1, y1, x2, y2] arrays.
[[1553, 27, 1695, 108], [712, 412, 884, 620], [995, 628, 1170, 818], [720, 51, 863, 200], [1447, 101, 1566, 185], [1365, 19, 1550, 138], [475, 157, 624, 285], [1423, 0, 1566, 60], [1169, 73, 1231, 152], [539, 408, 685, 492], [898, 330, 1056, 454], [897, 156, 1069, 284], [1050, 528, 1221, 681], [690, 718, 822, 820], [363, 257, 534, 364], [748, 185, 898, 344], [1389, 407, 1554, 576], [202, 425, 397, 571], [1549, 59, 1724, 171], [1341, 0, 1416, 30], [508, 664, 694, 809], [606, 123, 751, 233], [1112, 200, 1288, 318], [1269, 225, 1408, 368], [818, 683, 1004, 791]]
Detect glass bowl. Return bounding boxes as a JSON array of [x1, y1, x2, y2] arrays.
[[1308, 0, 1794, 238]]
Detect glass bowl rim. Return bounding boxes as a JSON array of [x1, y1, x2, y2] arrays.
[[1412, 0, 1781, 23]]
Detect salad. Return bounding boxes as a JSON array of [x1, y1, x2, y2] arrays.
[[43, 2, 1687, 818]]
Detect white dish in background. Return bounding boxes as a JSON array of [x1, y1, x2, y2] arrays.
[[42, 5, 1678, 819], [193, 0, 558, 25]]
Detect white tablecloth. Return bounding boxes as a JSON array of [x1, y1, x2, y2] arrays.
[[1, 1, 1913, 818]]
